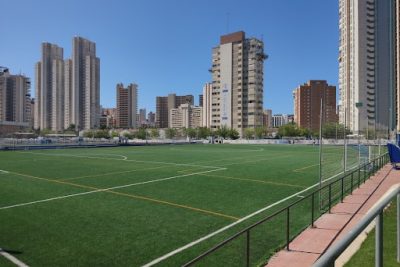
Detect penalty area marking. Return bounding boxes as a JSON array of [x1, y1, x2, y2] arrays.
[[0, 248, 29, 267], [0, 167, 227, 211], [18, 151, 221, 169], [142, 167, 354, 267]]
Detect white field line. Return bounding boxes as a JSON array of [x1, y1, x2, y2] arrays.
[[0, 248, 29, 267], [0, 170, 9, 174], [18, 151, 220, 169], [170, 148, 265, 153], [142, 168, 354, 267], [0, 168, 226, 211]]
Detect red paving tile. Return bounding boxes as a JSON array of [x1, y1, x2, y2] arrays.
[[265, 164, 399, 267]]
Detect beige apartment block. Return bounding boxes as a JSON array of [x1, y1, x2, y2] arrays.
[[210, 31, 266, 135], [0, 68, 31, 124], [156, 93, 194, 128], [169, 104, 203, 129]]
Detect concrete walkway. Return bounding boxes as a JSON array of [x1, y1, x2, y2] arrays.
[[266, 164, 397, 267]]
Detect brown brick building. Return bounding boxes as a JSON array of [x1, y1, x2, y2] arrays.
[[156, 94, 193, 128], [293, 80, 337, 132]]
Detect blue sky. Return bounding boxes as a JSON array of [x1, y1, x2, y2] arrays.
[[0, 0, 339, 114]]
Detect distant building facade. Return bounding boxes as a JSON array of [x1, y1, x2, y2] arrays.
[[263, 109, 272, 128], [147, 111, 156, 127], [293, 80, 337, 131], [169, 104, 203, 129], [210, 31, 266, 135], [116, 83, 138, 128], [202, 83, 212, 128], [272, 114, 290, 128], [0, 67, 31, 125], [100, 108, 117, 128], [156, 93, 194, 128]]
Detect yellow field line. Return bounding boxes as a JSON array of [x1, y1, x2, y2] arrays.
[[199, 173, 306, 189], [6, 170, 238, 221], [292, 163, 319, 173], [61, 165, 169, 181]]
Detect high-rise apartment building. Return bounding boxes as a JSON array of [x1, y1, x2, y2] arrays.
[[35, 37, 100, 131], [116, 83, 138, 128], [339, 0, 396, 133], [64, 59, 73, 129], [34, 43, 64, 131], [202, 83, 212, 128], [293, 80, 337, 131], [0, 67, 31, 124], [396, 1, 400, 132], [156, 93, 194, 128], [210, 31, 266, 135], [72, 36, 100, 130], [169, 104, 203, 129]]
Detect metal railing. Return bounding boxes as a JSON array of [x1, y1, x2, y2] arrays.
[[183, 153, 389, 267], [313, 183, 400, 267]]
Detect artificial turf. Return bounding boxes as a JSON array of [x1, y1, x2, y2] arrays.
[[0, 144, 359, 266]]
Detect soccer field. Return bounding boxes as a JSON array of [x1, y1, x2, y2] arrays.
[[0, 144, 353, 266]]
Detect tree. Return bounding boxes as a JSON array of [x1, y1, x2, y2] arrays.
[[165, 128, 177, 139], [215, 125, 229, 139], [66, 124, 76, 132], [83, 130, 94, 138], [255, 127, 265, 139], [110, 131, 119, 138], [39, 128, 52, 137], [197, 127, 211, 139], [136, 128, 147, 140], [278, 123, 300, 137], [94, 130, 109, 139], [228, 128, 240, 140], [186, 128, 197, 139], [150, 128, 159, 139], [244, 128, 255, 139], [123, 132, 134, 140]]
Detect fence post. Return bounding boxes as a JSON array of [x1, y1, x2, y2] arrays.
[[311, 193, 315, 228], [397, 193, 400, 263], [246, 230, 250, 267], [286, 208, 290, 251], [376, 211, 383, 267]]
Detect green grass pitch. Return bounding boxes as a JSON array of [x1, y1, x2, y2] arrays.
[[0, 144, 355, 266]]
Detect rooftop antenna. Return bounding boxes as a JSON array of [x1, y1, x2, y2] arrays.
[[226, 12, 230, 33]]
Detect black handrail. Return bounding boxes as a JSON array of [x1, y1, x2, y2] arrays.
[[183, 152, 389, 267]]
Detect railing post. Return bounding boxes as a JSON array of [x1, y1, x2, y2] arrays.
[[246, 230, 250, 267], [397, 193, 400, 263], [311, 193, 315, 228], [364, 164, 367, 182], [358, 167, 361, 186], [376, 211, 383, 267], [351, 172, 354, 193], [329, 184, 332, 213], [286, 208, 290, 251], [341, 176, 344, 202]]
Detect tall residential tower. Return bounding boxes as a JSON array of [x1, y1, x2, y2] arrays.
[[72, 37, 100, 130], [210, 31, 266, 135], [338, 0, 396, 133]]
